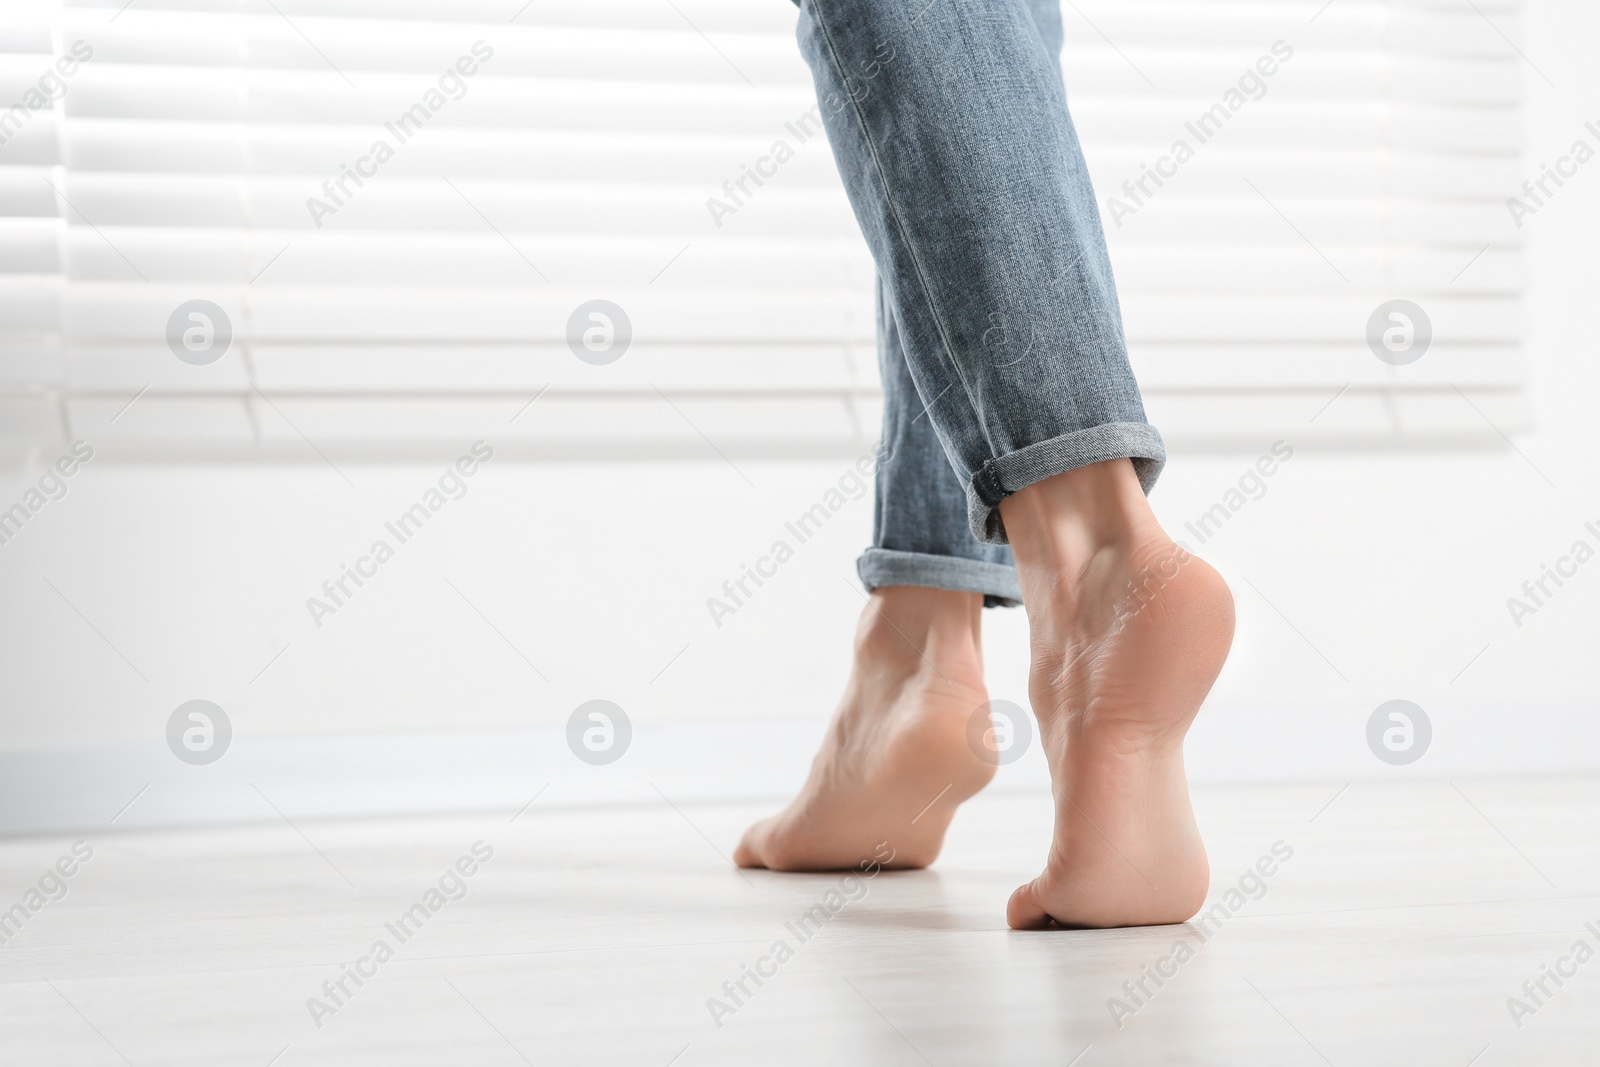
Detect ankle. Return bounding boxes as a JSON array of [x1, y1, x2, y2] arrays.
[[998, 461, 1175, 611], [999, 460, 1165, 571], [853, 587, 983, 675]]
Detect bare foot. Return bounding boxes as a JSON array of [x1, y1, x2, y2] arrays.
[[734, 587, 996, 871], [1001, 460, 1235, 929]]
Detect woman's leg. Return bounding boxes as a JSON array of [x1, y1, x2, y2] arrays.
[[795, 0, 1164, 544], [998, 461, 1232, 928], [743, 0, 1236, 928], [733, 281, 1008, 872], [857, 274, 1021, 607]]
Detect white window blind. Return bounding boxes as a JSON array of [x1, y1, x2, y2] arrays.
[[0, 0, 1527, 460]]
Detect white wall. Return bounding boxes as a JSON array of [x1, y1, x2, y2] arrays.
[[1, 0, 1596, 830]]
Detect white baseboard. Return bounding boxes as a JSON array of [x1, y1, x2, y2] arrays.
[[4, 702, 1597, 836]]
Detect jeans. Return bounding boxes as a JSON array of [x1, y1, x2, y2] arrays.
[[793, 0, 1165, 607]]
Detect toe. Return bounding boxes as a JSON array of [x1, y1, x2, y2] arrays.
[[1004, 883, 1068, 927], [1006, 878, 1057, 930], [733, 822, 768, 869]]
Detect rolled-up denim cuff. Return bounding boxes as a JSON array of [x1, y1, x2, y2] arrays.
[[857, 548, 1021, 608], [968, 421, 1166, 545]]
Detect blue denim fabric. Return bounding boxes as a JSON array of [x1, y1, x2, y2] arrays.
[[858, 275, 1024, 607], [794, 0, 1166, 605]]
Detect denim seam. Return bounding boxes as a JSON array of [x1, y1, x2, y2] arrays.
[[970, 420, 1166, 542], [992, 421, 1164, 491], [857, 547, 1021, 605], [804, 2, 991, 452], [972, 460, 1007, 507]]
